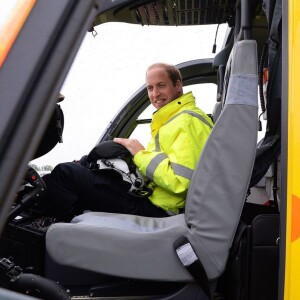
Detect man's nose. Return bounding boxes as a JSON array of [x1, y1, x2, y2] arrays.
[[153, 86, 160, 97]]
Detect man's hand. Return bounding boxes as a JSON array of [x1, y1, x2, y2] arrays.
[[114, 138, 145, 156]]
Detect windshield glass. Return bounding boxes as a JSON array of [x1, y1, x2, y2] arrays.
[[31, 22, 227, 169]]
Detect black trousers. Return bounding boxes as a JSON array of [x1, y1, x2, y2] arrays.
[[42, 162, 168, 220]]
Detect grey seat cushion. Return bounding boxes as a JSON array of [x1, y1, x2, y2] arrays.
[[46, 212, 195, 281]]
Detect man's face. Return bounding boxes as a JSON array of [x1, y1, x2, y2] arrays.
[[146, 67, 182, 110]]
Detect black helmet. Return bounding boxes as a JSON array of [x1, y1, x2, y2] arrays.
[[86, 141, 150, 196]]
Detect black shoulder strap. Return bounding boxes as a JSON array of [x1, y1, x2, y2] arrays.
[[174, 236, 212, 299], [267, 0, 282, 76], [269, 0, 282, 49]]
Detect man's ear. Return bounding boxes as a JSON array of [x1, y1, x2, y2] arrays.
[[176, 80, 183, 94]]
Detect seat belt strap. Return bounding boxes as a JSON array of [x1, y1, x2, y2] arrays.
[[174, 236, 212, 299]]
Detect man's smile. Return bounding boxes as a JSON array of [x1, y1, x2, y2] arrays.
[[155, 98, 165, 104]]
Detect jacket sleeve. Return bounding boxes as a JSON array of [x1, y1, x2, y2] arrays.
[[134, 116, 209, 195]]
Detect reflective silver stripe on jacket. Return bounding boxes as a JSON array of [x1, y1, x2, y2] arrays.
[[171, 162, 194, 180], [146, 155, 194, 181], [155, 133, 160, 151], [165, 110, 213, 129], [146, 153, 167, 180]]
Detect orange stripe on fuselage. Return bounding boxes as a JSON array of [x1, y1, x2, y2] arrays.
[[291, 194, 300, 242]]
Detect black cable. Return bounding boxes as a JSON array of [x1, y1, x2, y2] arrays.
[[257, 42, 268, 131], [212, 24, 220, 53], [258, 43, 268, 107]]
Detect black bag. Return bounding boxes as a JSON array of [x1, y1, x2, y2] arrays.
[[33, 104, 64, 159], [217, 203, 280, 300]]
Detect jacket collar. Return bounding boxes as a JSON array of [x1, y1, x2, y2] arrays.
[[151, 92, 195, 136]]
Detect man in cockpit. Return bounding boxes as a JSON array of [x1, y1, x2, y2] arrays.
[[42, 63, 213, 220]]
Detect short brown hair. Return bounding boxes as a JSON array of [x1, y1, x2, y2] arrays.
[[146, 63, 182, 86]]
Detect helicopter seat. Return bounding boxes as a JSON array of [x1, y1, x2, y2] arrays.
[[46, 39, 258, 294]]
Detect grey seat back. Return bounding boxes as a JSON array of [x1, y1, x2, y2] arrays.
[[184, 39, 258, 277]]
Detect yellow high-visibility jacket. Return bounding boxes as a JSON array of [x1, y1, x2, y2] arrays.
[[134, 92, 213, 213]]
